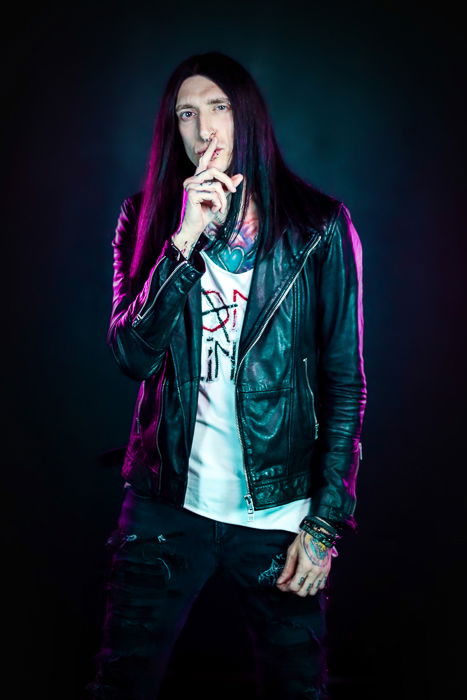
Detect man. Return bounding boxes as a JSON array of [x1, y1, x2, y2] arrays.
[[88, 51, 367, 700]]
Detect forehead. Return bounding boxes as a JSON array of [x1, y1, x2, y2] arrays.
[[176, 75, 227, 106]]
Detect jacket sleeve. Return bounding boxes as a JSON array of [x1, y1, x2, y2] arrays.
[[106, 195, 206, 381], [311, 203, 367, 532]]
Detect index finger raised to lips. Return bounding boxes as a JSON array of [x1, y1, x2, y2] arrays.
[[195, 137, 218, 174], [190, 167, 237, 193]]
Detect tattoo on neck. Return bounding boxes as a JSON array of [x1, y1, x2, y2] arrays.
[[204, 216, 259, 273]]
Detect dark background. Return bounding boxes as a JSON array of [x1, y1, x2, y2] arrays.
[[4, 1, 465, 698]]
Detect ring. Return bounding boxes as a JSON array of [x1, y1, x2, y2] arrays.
[[298, 576, 306, 586]]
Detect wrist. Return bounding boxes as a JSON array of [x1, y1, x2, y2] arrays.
[[299, 516, 341, 549], [171, 226, 201, 259]]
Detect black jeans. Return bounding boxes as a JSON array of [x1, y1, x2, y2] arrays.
[[87, 485, 329, 699]]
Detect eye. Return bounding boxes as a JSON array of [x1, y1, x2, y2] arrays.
[[216, 104, 230, 112], [179, 110, 194, 121]]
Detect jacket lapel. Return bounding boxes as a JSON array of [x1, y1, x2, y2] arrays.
[[237, 225, 321, 362]]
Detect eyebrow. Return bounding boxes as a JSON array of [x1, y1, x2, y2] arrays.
[[175, 97, 230, 112]]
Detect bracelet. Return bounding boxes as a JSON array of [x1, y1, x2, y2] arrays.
[[170, 232, 209, 262], [299, 517, 341, 548], [170, 235, 191, 261], [300, 515, 341, 538], [300, 524, 337, 549]]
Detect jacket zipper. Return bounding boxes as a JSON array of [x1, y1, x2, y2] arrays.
[[132, 259, 189, 328], [155, 376, 167, 492], [233, 398, 255, 521], [234, 234, 322, 518], [303, 356, 319, 439], [135, 381, 145, 435], [234, 235, 321, 382]]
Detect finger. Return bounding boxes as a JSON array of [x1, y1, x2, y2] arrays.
[[276, 549, 298, 585], [208, 180, 228, 213], [195, 137, 218, 173], [185, 185, 223, 212], [231, 174, 244, 188], [307, 577, 324, 596], [295, 575, 314, 598], [318, 574, 328, 590], [185, 182, 224, 211], [288, 570, 312, 593], [189, 167, 238, 194]]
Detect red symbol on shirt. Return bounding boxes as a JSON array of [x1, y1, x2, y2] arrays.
[[202, 290, 232, 332]]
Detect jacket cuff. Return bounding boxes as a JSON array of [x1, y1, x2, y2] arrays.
[[310, 505, 358, 534]]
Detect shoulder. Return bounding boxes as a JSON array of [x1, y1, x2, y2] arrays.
[[289, 179, 343, 242], [120, 190, 144, 217], [303, 187, 357, 251], [113, 191, 143, 249]]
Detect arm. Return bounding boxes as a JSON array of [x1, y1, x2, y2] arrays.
[[311, 202, 367, 532], [106, 195, 207, 381], [277, 206, 366, 595]]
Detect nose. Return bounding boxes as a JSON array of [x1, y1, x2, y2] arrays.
[[198, 113, 215, 142]]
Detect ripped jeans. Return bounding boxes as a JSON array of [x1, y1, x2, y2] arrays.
[[87, 485, 329, 700]]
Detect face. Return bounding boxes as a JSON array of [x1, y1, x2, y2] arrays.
[[175, 75, 234, 172]]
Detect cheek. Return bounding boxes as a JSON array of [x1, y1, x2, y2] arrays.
[[179, 131, 189, 152], [178, 123, 192, 147], [227, 117, 234, 148], [180, 132, 197, 166]]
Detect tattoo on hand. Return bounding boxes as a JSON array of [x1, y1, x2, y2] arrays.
[[300, 531, 331, 566]]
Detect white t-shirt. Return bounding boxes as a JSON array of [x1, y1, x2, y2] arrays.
[[183, 250, 311, 533]]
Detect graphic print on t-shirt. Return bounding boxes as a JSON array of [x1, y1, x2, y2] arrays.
[[185, 252, 312, 532], [200, 285, 248, 382]]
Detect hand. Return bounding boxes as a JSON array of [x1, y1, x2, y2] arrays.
[[276, 531, 333, 597], [173, 136, 244, 255]]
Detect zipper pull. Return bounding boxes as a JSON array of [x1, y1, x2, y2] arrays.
[[359, 442, 363, 460], [244, 493, 255, 522]]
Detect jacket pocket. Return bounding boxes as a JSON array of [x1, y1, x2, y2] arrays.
[[303, 356, 319, 440]]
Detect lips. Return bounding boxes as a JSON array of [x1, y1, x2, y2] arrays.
[[197, 147, 223, 158]]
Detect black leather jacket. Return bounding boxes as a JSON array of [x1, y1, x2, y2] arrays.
[[107, 191, 367, 532]]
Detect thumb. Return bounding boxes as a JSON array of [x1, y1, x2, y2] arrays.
[[276, 549, 297, 584]]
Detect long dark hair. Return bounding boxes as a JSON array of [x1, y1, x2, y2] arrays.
[[129, 51, 334, 290]]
